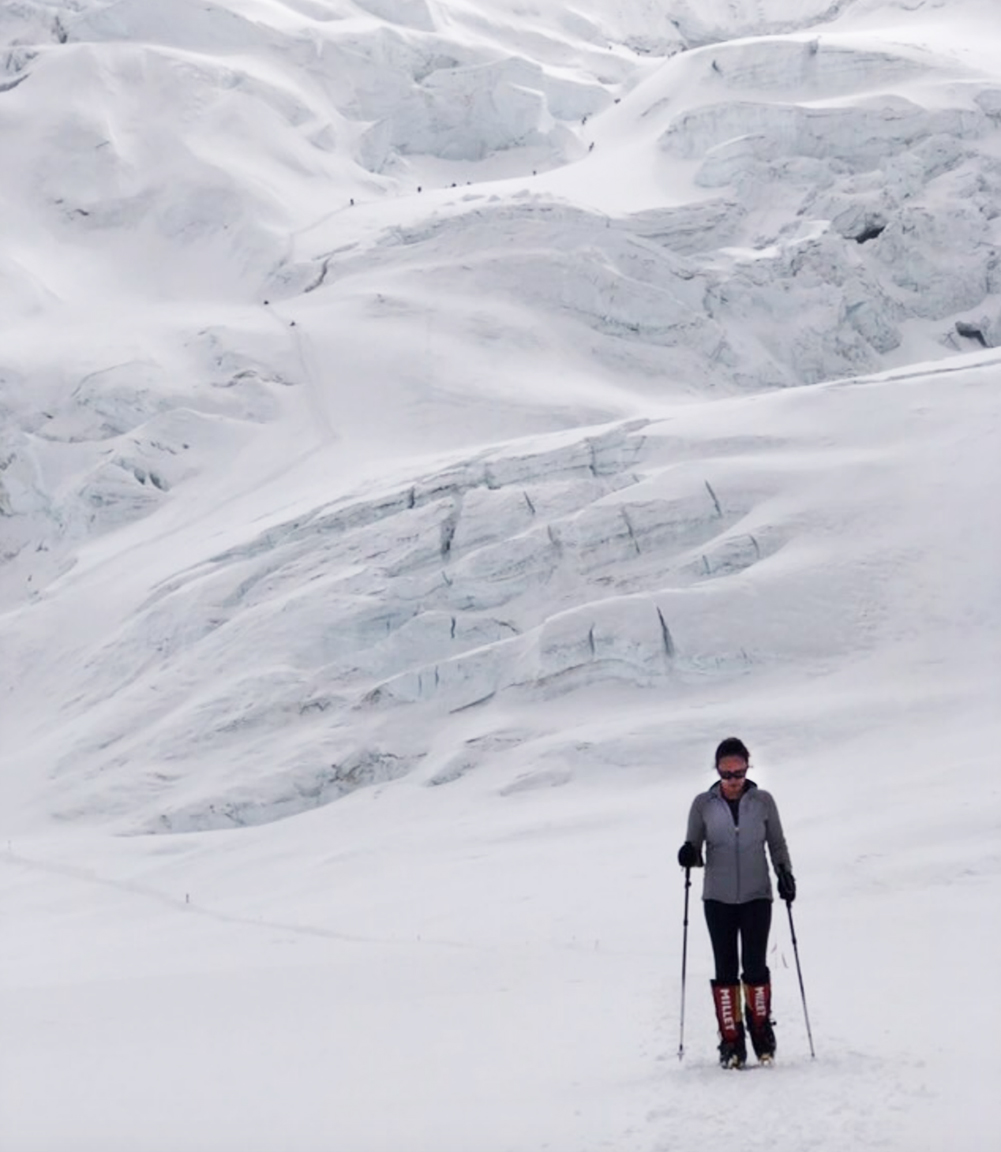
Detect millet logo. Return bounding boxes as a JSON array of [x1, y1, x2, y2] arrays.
[[719, 988, 737, 1031]]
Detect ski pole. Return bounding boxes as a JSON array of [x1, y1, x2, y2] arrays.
[[678, 866, 691, 1060], [785, 899, 816, 1058]]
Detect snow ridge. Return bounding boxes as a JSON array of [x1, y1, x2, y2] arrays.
[[3, 0, 1001, 822]]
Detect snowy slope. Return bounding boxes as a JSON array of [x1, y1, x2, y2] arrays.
[[1, 1, 1000, 1150]]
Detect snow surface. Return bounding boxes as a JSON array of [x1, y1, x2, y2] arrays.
[[1, 1, 1000, 1149]]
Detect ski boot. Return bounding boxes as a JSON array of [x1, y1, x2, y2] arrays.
[[743, 979, 776, 1064], [711, 980, 747, 1069]]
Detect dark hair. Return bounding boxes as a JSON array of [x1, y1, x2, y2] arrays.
[[715, 737, 750, 766]]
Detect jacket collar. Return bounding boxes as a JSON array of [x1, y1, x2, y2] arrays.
[[709, 778, 757, 798]]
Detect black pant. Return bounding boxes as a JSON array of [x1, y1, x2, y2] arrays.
[[704, 899, 771, 984]]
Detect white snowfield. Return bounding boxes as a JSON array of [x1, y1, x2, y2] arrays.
[[1, 1, 999, 1150]]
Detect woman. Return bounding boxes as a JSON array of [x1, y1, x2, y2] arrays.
[[677, 736, 796, 1068]]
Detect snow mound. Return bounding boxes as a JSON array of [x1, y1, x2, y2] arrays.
[[10, 351, 997, 833]]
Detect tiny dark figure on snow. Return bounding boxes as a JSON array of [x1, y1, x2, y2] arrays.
[[677, 737, 796, 1068]]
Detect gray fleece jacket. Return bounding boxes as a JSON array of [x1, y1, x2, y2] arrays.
[[685, 780, 792, 904]]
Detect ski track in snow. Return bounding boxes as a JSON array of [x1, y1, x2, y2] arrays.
[[2, 1, 1001, 1150]]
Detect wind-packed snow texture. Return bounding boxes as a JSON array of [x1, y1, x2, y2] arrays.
[[1, 1, 999, 1150]]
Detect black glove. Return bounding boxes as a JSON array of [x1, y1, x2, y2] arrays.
[[677, 842, 702, 869], [777, 867, 796, 903]]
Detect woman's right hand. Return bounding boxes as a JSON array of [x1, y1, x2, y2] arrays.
[[677, 842, 702, 868]]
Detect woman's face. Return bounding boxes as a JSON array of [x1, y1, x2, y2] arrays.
[[717, 754, 748, 798]]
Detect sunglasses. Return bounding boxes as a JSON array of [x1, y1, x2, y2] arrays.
[[718, 768, 748, 780]]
